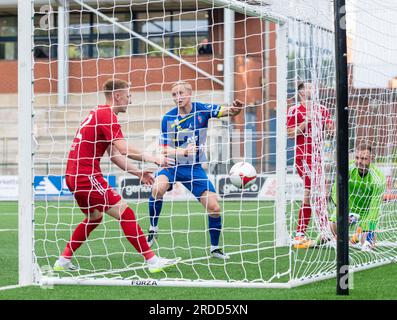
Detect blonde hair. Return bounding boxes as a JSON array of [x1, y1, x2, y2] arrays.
[[171, 81, 192, 92], [103, 79, 129, 98]]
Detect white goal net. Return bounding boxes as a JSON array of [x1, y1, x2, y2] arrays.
[[18, 0, 397, 288]]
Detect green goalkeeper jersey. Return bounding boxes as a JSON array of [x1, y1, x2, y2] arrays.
[[331, 161, 386, 231]]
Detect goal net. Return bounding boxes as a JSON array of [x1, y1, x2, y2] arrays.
[[19, 0, 397, 288]]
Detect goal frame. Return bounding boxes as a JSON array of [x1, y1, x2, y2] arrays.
[[18, 0, 397, 290], [18, 0, 36, 287], [18, 0, 293, 289]]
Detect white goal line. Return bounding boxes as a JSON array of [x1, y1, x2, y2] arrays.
[[0, 284, 26, 292], [0, 212, 274, 217], [1, 227, 275, 233], [64, 246, 283, 280]]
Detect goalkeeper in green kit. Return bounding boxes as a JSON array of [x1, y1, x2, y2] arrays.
[[329, 142, 386, 251]]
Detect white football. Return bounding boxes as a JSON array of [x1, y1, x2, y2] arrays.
[[229, 162, 257, 189]]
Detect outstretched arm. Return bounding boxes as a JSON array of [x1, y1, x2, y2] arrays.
[[112, 139, 174, 167], [106, 146, 155, 185], [217, 99, 244, 118], [107, 145, 140, 175], [162, 143, 198, 158]]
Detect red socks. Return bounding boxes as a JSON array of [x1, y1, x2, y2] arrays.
[[119, 207, 155, 260], [62, 216, 103, 258], [62, 207, 154, 261], [296, 204, 312, 235]]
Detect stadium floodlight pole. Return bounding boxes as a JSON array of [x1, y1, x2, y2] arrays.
[[18, 0, 35, 286], [334, 0, 350, 296], [72, 0, 223, 87]]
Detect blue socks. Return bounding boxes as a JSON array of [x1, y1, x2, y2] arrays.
[[149, 196, 222, 248], [366, 231, 375, 243], [208, 216, 222, 247], [148, 196, 163, 229]]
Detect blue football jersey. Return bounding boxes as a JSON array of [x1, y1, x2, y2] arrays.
[[160, 102, 223, 164]]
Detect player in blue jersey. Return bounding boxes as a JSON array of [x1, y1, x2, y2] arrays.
[[147, 81, 244, 259]]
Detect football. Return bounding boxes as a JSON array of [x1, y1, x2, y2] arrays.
[[229, 162, 257, 189]]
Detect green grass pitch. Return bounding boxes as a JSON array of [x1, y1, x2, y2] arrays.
[[0, 200, 396, 300]]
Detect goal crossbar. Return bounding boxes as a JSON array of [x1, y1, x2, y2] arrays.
[[200, 0, 287, 24]]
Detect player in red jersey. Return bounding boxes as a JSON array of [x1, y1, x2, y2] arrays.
[[287, 82, 334, 249], [54, 79, 180, 273]]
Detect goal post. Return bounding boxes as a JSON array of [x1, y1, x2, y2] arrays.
[[333, 0, 350, 295], [275, 22, 290, 247], [18, 0, 35, 287], [18, 0, 397, 290], [57, 0, 69, 106]]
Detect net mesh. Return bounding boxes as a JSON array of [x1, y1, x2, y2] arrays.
[[29, 0, 397, 287]]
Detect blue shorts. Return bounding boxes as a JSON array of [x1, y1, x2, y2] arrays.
[[156, 165, 216, 200]]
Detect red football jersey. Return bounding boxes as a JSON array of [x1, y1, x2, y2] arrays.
[[66, 105, 124, 176], [287, 103, 332, 160]]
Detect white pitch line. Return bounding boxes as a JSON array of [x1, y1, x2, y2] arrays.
[[0, 284, 25, 292], [0, 228, 274, 233], [0, 212, 272, 217], [0, 229, 126, 232]]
